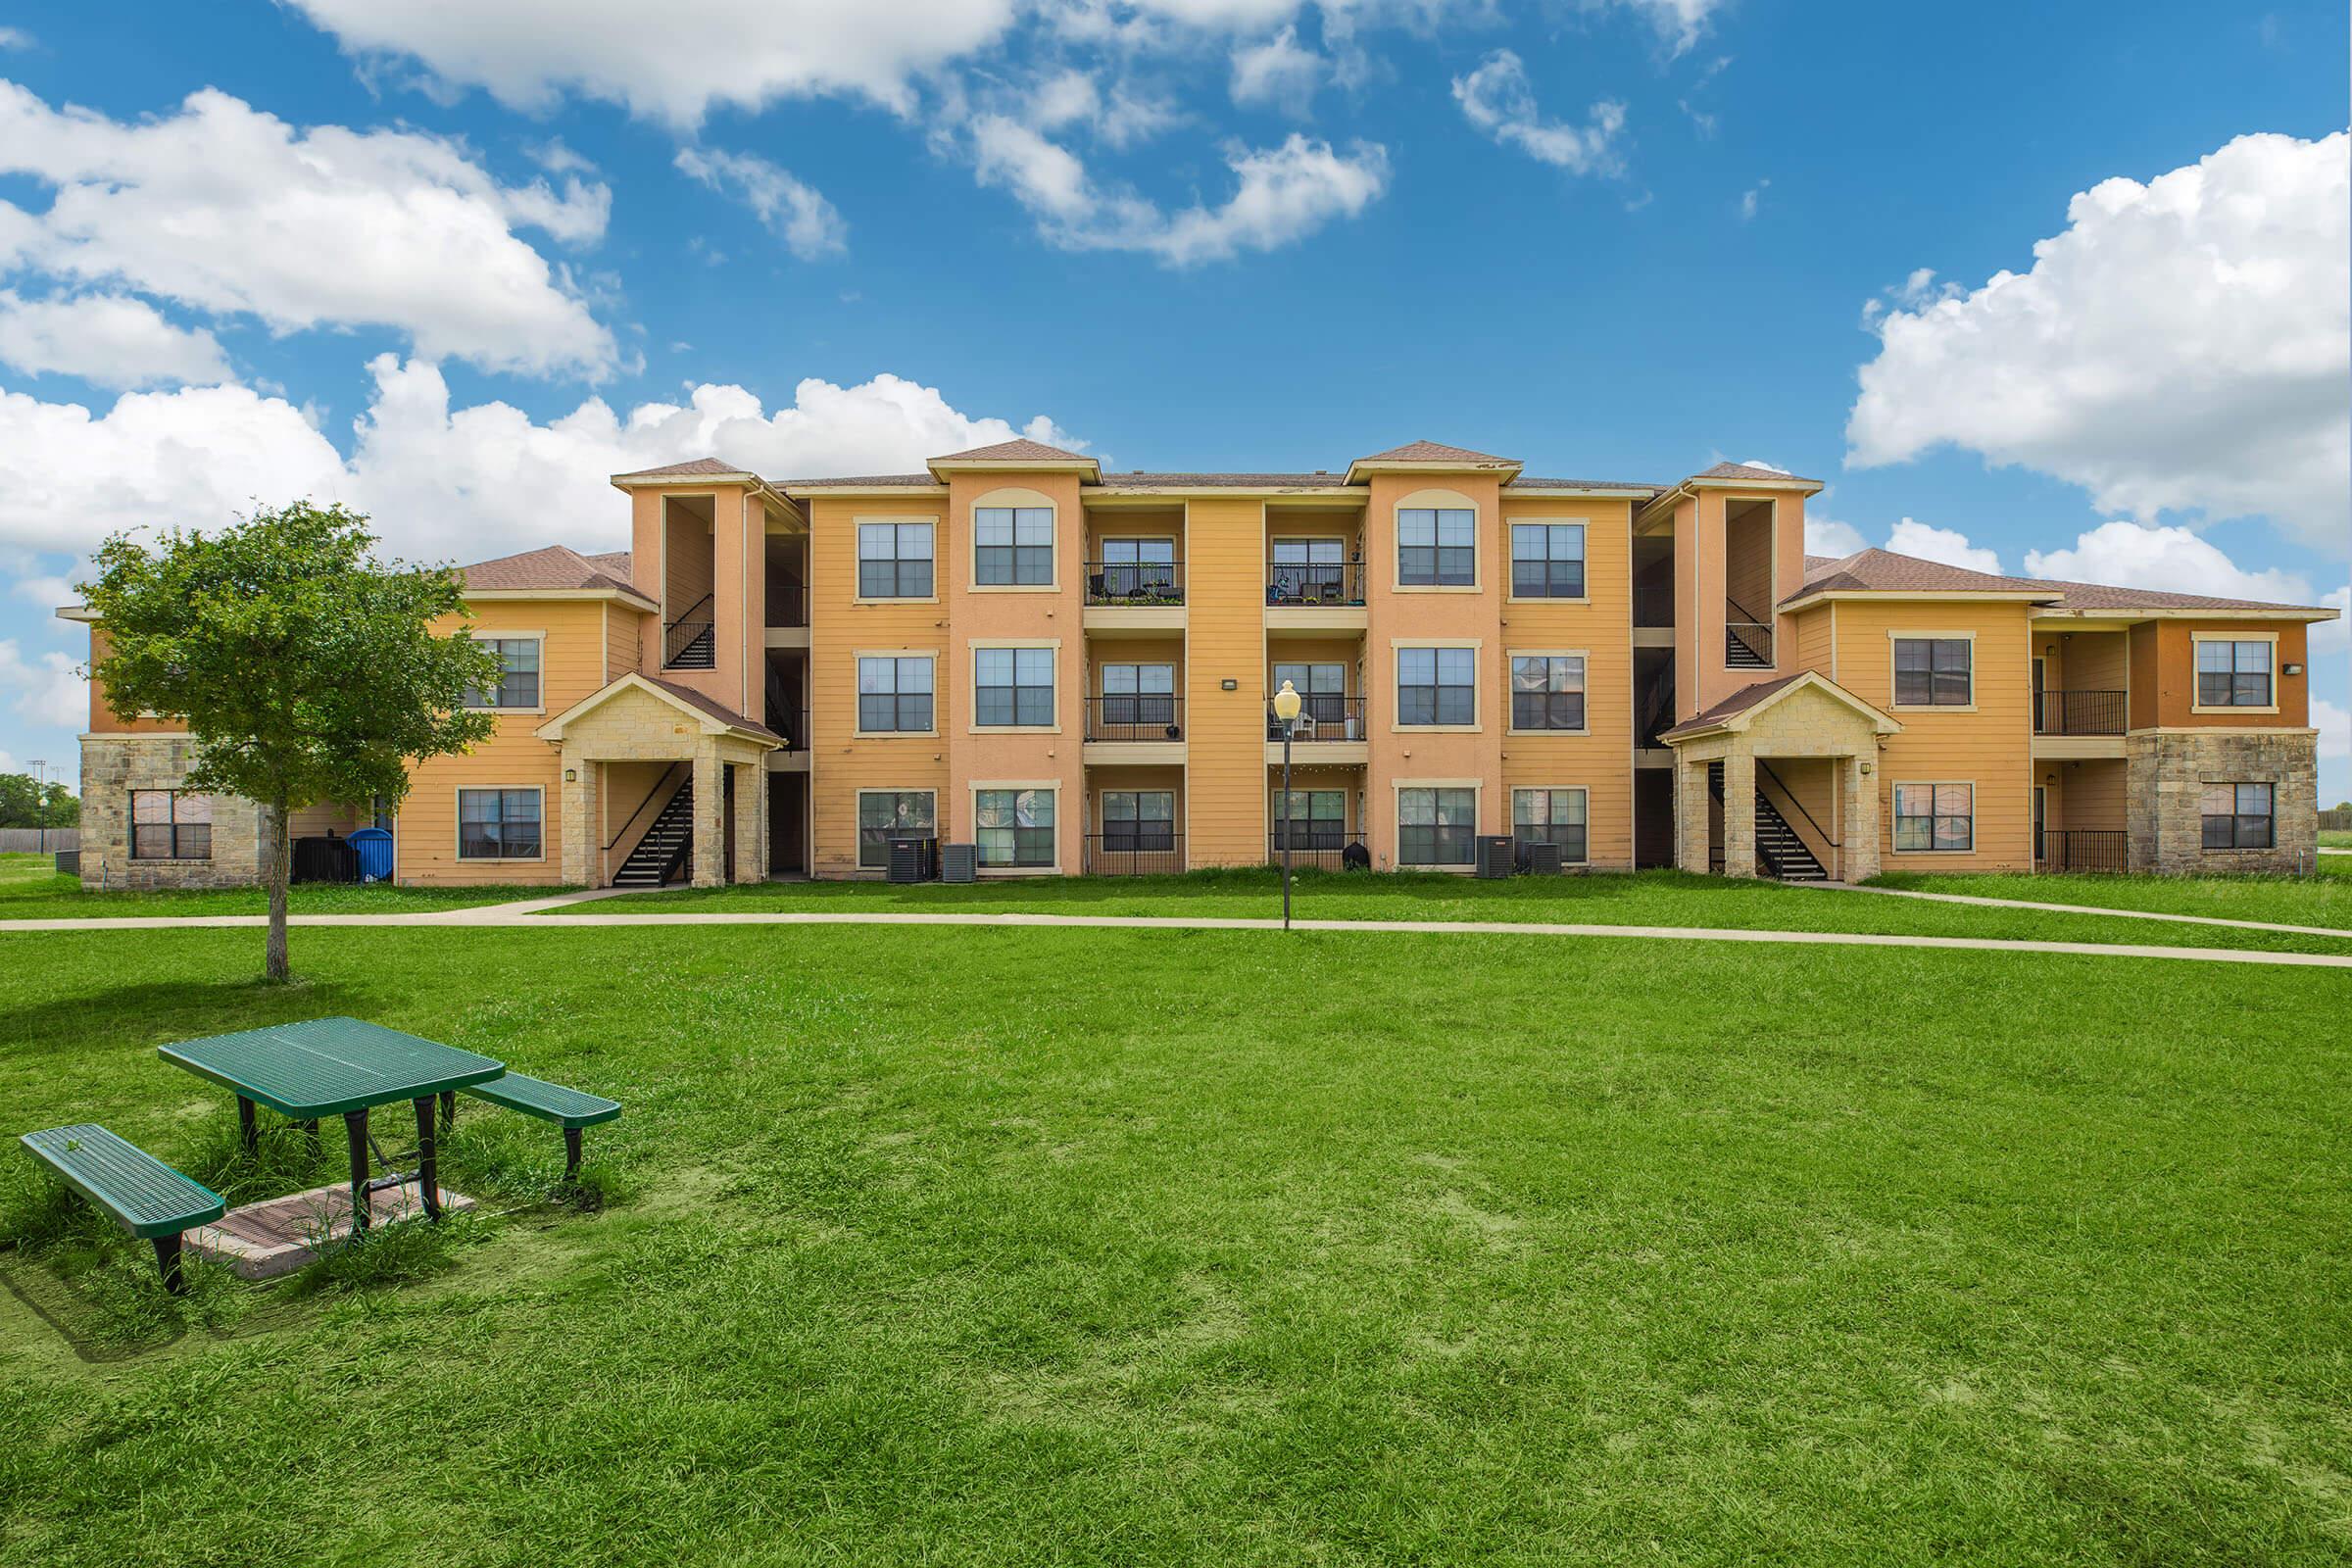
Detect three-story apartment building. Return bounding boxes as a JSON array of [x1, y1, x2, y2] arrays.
[[69, 439, 2335, 889]]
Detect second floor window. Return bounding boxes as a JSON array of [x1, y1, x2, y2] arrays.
[[1398, 787, 1476, 865], [975, 506, 1053, 585], [463, 637, 540, 710], [2196, 639, 2273, 708], [1272, 789, 1346, 849], [1397, 646, 1475, 726], [975, 647, 1054, 726], [1892, 783, 1972, 853], [1510, 656, 1586, 731], [858, 521, 933, 598], [130, 789, 211, 859], [1101, 662, 1175, 726], [1510, 523, 1585, 598], [857, 656, 934, 733], [2201, 782, 2274, 849], [1893, 638, 1972, 707], [1272, 662, 1348, 725], [1398, 508, 1475, 586]]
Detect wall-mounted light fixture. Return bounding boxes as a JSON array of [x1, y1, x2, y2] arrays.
[[563, 768, 577, 782], [2284, 662, 2304, 676], [1220, 678, 1238, 691]]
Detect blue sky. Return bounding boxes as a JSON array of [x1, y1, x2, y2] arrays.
[[0, 0, 2343, 797]]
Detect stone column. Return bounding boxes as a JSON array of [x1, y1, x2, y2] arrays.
[[559, 747, 595, 886], [1674, 759, 1710, 874], [1722, 748, 1757, 879], [691, 742, 725, 888], [1841, 755, 1882, 883], [732, 760, 763, 884]]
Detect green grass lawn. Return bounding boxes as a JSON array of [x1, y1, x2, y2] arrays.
[[2321, 828, 2352, 850], [0, 852, 559, 918], [1, 923, 2347, 1565], [1871, 858, 2352, 930], [560, 865, 2352, 956]]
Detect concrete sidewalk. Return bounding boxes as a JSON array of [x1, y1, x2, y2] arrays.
[[1806, 878, 2352, 940]]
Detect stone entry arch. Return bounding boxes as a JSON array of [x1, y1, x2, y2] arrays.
[[1660, 672, 1900, 883]]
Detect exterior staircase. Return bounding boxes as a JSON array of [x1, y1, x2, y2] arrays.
[[611, 779, 694, 887], [1753, 790, 1828, 881]]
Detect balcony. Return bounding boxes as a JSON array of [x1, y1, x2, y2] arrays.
[[662, 594, 714, 670], [1265, 563, 1368, 629], [2032, 689, 2128, 760], [1083, 559, 1185, 632], [1082, 833, 1185, 876], [1083, 695, 1186, 764], [1266, 832, 1358, 872], [2039, 829, 2127, 873], [1265, 694, 1366, 762], [764, 583, 809, 648]]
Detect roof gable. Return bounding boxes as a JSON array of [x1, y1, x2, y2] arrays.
[[535, 672, 779, 746], [1658, 671, 1899, 742]]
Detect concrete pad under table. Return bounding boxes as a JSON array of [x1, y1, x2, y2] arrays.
[[186, 1180, 478, 1280]]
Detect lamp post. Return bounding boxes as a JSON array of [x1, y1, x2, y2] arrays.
[[1272, 679, 1301, 929]]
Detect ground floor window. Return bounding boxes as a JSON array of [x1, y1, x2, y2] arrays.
[[458, 788, 542, 860], [130, 789, 212, 859], [1892, 782, 1972, 853], [1397, 787, 1475, 866], [1512, 788, 1588, 862], [1101, 790, 1175, 850], [976, 787, 1054, 867], [2201, 782, 2274, 850], [1272, 789, 1347, 849], [858, 790, 937, 868]]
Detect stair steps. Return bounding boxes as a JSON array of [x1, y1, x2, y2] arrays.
[[1753, 790, 1828, 881], [612, 779, 694, 887]]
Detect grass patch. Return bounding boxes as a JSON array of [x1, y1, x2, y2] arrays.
[[560, 864, 2352, 956], [2321, 828, 2352, 849], [0, 921, 2346, 1563], [0, 851, 562, 919], [1872, 860, 2352, 930]]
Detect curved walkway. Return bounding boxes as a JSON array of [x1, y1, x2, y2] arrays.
[[0, 897, 2347, 968]]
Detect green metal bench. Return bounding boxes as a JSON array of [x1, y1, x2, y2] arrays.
[[444, 1074, 620, 1179], [19, 1124, 226, 1293]]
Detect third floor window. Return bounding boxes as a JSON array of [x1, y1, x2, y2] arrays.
[[1510, 523, 1586, 599], [976, 506, 1054, 585], [858, 521, 933, 599], [1398, 508, 1474, 586]]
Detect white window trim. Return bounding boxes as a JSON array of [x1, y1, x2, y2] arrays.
[[1392, 494, 1481, 594], [1886, 628, 1979, 713], [970, 495, 1059, 593], [854, 787, 940, 870], [969, 779, 1062, 876], [1510, 785, 1592, 866], [1390, 637, 1482, 734], [1502, 516, 1592, 605], [1504, 647, 1591, 736], [851, 514, 941, 606], [460, 630, 547, 715], [455, 784, 547, 863], [968, 638, 1061, 735], [852, 649, 940, 739], [1888, 778, 1975, 856], [1391, 778, 1482, 872], [2189, 630, 2280, 715]]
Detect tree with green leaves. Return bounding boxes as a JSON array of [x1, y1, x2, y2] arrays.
[[0, 771, 77, 830], [82, 502, 500, 981]]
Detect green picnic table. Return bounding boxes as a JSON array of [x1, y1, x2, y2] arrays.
[[159, 1018, 504, 1230]]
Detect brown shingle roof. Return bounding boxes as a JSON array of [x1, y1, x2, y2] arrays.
[[584, 550, 632, 576], [1095, 470, 1353, 489], [930, 437, 1092, 464], [2019, 575, 2327, 614], [1694, 461, 1822, 485], [611, 457, 747, 481], [1656, 674, 1807, 739], [1507, 476, 1665, 493], [1788, 546, 2326, 614], [641, 676, 780, 742], [459, 545, 644, 599], [776, 473, 939, 489], [1355, 440, 1517, 466]]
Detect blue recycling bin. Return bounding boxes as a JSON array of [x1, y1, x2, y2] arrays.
[[348, 827, 394, 883]]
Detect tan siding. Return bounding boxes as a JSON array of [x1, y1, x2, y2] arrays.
[[606, 604, 644, 683], [1187, 497, 1273, 865], [1789, 604, 1833, 678], [1498, 498, 1633, 869]]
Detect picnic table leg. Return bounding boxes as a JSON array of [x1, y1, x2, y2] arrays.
[[343, 1108, 370, 1234], [564, 1127, 583, 1182], [152, 1234, 187, 1295], [413, 1095, 442, 1221], [237, 1096, 258, 1155]]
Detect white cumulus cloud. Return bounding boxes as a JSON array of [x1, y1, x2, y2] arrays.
[[1848, 131, 2350, 547], [0, 80, 615, 379], [2024, 518, 2346, 650], [1803, 514, 1866, 557], [1885, 517, 2003, 575], [1231, 26, 1322, 114], [0, 638, 84, 729], [673, 147, 848, 260], [1452, 51, 1626, 175], [0, 291, 230, 387]]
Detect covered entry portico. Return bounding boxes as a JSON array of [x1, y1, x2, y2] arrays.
[[1660, 672, 1899, 883], [537, 674, 779, 888]]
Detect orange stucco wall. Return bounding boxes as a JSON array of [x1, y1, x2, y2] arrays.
[[2128, 618, 2309, 729]]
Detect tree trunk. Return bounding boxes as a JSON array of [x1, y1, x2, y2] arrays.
[[265, 795, 292, 983]]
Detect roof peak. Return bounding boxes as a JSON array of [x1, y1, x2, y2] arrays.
[[928, 437, 1094, 465], [1353, 439, 1518, 466]]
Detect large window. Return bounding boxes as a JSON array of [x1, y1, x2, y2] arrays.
[[1100, 662, 1175, 727], [1510, 523, 1586, 599], [976, 787, 1055, 867], [2201, 782, 2274, 850], [975, 506, 1054, 586], [1098, 538, 1175, 598], [463, 636, 541, 710], [1398, 508, 1475, 587], [458, 787, 542, 860], [1510, 655, 1587, 732], [1102, 791, 1175, 850], [1272, 789, 1347, 849], [1513, 788, 1589, 863], [1892, 783, 1973, 853], [1272, 662, 1348, 727], [1893, 638, 1972, 707], [1270, 536, 1346, 601], [2195, 639, 2274, 708], [975, 648, 1054, 727], [1397, 787, 1476, 865], [857, 656, 934, 733], [129, 790, 212, 859], [858, 790, 937, 868], [1397, 647, 1476, 726], [858, 521, 934, 599]]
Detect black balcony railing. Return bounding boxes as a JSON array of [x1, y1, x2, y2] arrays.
[[1266, 562, 1366, 607], [663, 593, 715, 668], [766, 584, 809, 628], [2035, 690, 2127, 736], [765, 706, 806, 750], [1084, 561, 1185, 606], [1267, 832, 1354, 872], [1266, 694, 1366, 741], [1084, 694, 1185, 742], [1083, 833, 1184, 875], [1634, 582, 1676, 627], [2040, 828, 2128, 873]]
